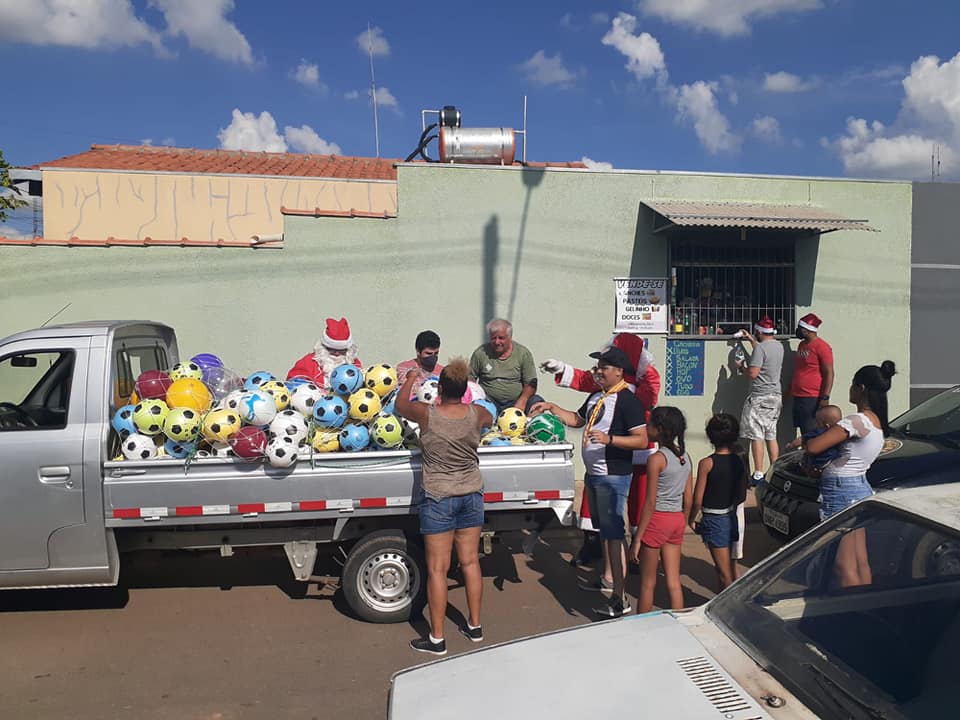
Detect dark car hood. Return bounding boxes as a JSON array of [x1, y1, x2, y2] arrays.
[[770, 433, 959, 493]]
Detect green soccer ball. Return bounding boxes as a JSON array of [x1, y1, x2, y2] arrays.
[[371, 414, 404, 448], [525, 412, 566, 444]]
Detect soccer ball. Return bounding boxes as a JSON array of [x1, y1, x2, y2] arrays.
[[134, 370, 173, 400], [207, 441, 236, 458], [221, 390, 246, 412], [311, 428, 341, 453], [497, 408, 527, 437], [339, 423, 370, 452], [169, 361, 203, 382], [417, 378, 439, 404], [364, 364, 398, 397], [230, 426, 268, 460], [202, 408, 242, 443], [401, 419, 420, 447], [111, 404, 138, 437], [133, 399, 170, 435], [312, 395, 349, 428], [243, 370, 275, 392], [525, 412, 566, 444], [258, 380, 291, 411], [348, 388, 382, 422], [191, 353, 223, 374], [379, 389, 398, 417], [290, 382, 324, 416], [472, 399, 497, 428], [269, 409, 309, 445], [123, 433, 158, 460], [163, 406, 201, 442], [266, 435, 299, 468], [329, 364, 364, 396], [163, 438, 197, 459], [371, 414, 404, 449], [236, 391, 277, 426], [166, 378, 213, 413], [481, 430, 512, 447], [285, 376, 310, 391]]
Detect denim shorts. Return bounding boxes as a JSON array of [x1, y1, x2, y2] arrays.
[[820, 474, 873, 520], [699, 511, 739, 549], [419, 492, 484, 535], [584, 473, 631, 540]]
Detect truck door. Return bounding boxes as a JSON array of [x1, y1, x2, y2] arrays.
[[0, 339, 89, 570]]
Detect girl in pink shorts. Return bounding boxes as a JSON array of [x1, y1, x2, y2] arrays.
[[630, 406, 693, 613]]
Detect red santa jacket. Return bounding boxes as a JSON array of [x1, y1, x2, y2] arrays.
[[554, 333, 661, 410], [287, 354, 363, 388]]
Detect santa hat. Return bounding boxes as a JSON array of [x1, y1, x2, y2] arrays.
[[321, 317, 353, 350], [755, 316, 776, 334], [798, 313, 822, 333]]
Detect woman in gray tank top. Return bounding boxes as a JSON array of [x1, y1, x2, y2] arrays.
[[396, 358, 494, 657], [629, 406, 692, 614]]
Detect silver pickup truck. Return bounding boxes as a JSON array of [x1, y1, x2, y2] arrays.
[[0, 320, 574, 622]]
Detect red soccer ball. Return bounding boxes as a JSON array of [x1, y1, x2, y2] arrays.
[[135, 370, 173, 400], [230, 426, 268, 460]]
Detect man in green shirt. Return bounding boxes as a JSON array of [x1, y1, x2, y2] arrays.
[[469, 318, 544, 415]]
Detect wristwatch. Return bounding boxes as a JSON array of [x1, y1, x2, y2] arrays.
[[819, 395, 830, 401]]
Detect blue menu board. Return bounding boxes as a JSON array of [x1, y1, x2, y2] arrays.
[[665, 340, 705, 396]]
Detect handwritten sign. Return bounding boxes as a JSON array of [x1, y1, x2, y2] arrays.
[[666, 340, 705, 396], [613, 277, 668, 334]]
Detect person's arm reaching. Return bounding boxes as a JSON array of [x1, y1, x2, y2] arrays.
[[395, 371, 429, 428], [528, 401, 584, 428]]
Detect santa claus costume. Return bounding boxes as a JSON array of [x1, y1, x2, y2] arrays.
[[552, 333, 661, 533], [287, 317, 363, 389]]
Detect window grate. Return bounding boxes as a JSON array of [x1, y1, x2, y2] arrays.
[[669, 232, 796, 336]]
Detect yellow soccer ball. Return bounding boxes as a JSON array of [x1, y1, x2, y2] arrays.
[[201, 408, 242, 443], [348, 388, 382, 422], [497, 407, 527, 437], [364, 363, 399, 398], [311, 428, 341, 453], [259, 380, 291, 411]]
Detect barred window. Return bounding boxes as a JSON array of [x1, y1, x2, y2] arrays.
[[669, 230, 795, 336]]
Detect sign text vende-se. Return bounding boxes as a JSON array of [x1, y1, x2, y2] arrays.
[[614, 277, 668, 334]]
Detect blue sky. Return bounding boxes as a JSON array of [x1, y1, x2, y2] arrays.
[[1, 0, 958, 210]]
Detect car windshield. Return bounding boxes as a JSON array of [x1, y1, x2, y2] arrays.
[[708, 502, 960, 720], [890, 386, 960, 439]]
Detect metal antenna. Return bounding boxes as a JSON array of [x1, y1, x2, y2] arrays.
[[40, 303, 71, 327], [367, 23, 381, 158]]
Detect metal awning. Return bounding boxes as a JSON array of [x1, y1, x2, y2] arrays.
[[642, 200, 878, 234]]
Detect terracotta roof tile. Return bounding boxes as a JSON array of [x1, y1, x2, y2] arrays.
[[0, 235, 283, 249], [36, 144, 400, 181]]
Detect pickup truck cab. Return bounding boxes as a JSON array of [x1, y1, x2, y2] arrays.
[[389, 484, 960, 719], [757, 385, 960, 540], [0, 321, 575, 622]]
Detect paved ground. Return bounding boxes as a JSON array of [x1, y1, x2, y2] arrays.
[[0, 503, 781, 720]]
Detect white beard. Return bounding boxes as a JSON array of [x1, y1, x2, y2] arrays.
[[313, 342, 360, 378]]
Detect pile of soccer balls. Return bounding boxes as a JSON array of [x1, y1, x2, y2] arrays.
[[112, 355, 565, 469]]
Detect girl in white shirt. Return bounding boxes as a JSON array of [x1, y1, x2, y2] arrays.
[[807, 360, 896, 586]]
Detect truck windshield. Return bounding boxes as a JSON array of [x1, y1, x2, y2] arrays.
[[890, 386, 960, 440], [708, 503, 960, 719]]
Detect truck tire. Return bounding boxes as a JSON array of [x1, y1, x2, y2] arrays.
[[341, 530, 426, 623]]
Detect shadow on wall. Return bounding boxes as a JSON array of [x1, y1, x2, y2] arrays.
[[482, 215, 499, 339], [712, 339, 798, 450], [506, 168, 547, 323]]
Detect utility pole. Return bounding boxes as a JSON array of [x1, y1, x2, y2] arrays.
[[367, 23, 381, 159]]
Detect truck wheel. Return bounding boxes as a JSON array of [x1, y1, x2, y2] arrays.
[[341, 531, 426, 623]]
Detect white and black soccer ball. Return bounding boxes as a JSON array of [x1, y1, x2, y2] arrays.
[[208, 441, 236, 458], [122, 433, 158, 460], [290, 382, 323, 417], [221, 390, 246, 412], [417, 379, 439, 405], [268, 409, 309, 445], [266, 435, 299, 468]]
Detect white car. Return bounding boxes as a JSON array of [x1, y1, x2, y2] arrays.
[[389, 484, 960, 719]]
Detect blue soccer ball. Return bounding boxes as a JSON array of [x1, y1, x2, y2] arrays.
[[244, 370, 276, 392], [339, 423, 370, 452], [313, 395, 349, 428], [379, 389, 398, 417], [112, 404, 138, 437], [472, 399, 498, 430], [164, 438, 197, 459], [328, 364, 364, 396], [285, 377, 310, 391]]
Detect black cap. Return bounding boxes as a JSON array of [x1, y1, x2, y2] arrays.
[[589, 347, 636, 375]]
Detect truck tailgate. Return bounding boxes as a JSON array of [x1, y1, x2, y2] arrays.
[[103, 444, 575, 526]]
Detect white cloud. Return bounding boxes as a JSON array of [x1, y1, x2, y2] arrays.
[[751, 115, 783, 144], [356, 26, 389, 56], [518, 50, 579, 88], [141, 138, 154, 146], [601, 13, 666, 82], [284, 125, 342, 155], [826, 52, 960, 179], [217, 109, 287, 152], [371, 86, 399, 111], [591, 12, 610, 25], [674, 81, 740, 153], [344, 90, 360, 101], [150, 0, 253, 64], [763, 71, 820, 93], [291, 59, 323, 89], [638, 0, 821, 36], [560, 12, 574, 27], [0, 223, 32, 240], [0, 0, 163, 50], [581, 156, 614, 170], [161, 137, 176, 146]]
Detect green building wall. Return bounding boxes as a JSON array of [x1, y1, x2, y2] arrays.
[[0, 164, 911, 462]]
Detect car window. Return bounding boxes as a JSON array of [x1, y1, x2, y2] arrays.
[[0, 350, 75, 430], [710, 504, 960, 719], [891, 386, 960, 437], [113, 343, 169, 409]]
